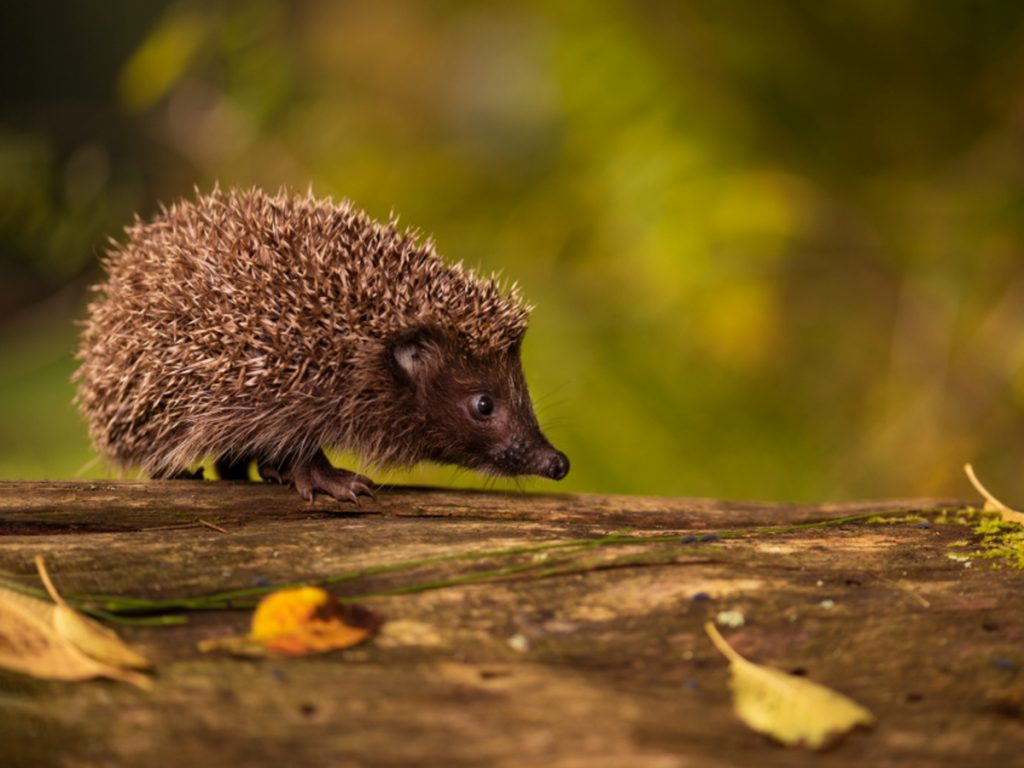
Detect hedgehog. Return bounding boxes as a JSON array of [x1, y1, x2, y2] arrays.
[[74, 186, 569, 501]]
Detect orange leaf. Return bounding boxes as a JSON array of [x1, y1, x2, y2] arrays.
[[200, 586, 380, 657], [250, 586, 331, 639]]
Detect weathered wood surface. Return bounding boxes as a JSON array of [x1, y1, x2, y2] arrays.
[[1, 481, 1021, 768]]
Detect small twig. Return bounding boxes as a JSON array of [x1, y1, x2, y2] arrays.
[[142, 522, 211, 532], [198, 519, 230, 534], [140, 519, 230, 534]]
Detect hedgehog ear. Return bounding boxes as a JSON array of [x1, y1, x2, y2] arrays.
[[390, 326, 444, 386]]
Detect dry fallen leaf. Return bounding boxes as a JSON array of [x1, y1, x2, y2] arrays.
[[199, 586, 380, 656], [964, 463, 1024, 525], [705, 622, 874, 749], [35, 555, 151, 670], [0, 562, 151, 689]]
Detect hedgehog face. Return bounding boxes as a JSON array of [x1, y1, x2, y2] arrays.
[[389, 326, 569, 480]]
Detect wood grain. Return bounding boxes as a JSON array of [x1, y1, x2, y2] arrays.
[[1, 481, 1018, 767]]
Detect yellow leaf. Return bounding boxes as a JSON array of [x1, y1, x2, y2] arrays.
[[0, 583, 151, 689], [964, 464, 1024, 525], [199, 586, 379, 657], [705, 622, 873, 749], [35, 556, 151, 670]]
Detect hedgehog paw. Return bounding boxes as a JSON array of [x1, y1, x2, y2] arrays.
[[259, 451, 375, 504]]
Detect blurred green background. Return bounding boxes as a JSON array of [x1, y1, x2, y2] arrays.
[[2, 0, 1024, 502]]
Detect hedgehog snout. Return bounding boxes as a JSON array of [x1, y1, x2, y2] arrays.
[[543, 450, 570, 481], [493, 435, 569, 480]]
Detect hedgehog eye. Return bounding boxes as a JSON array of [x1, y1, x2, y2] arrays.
[[470, 394, 495, 420]]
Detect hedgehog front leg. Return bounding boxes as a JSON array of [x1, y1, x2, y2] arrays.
[[258, 449, 375, 503]]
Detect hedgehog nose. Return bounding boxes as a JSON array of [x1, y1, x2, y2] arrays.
[[545, 450, 570, 481]]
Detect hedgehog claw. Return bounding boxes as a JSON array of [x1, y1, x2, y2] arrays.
[[259, 450, 375, 504]]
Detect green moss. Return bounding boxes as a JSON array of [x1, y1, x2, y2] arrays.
[[929, 506, 1024, 570], [865, 514, 926, 525], [969, 515, 1024, 569], [864, 506, 1024, 569], [933, 508, 987, 526]]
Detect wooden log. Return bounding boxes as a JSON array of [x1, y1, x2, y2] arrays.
[[1, 481, 1020, 767]]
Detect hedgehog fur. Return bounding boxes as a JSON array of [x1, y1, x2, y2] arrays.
[[74, 186, 566, 493]]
